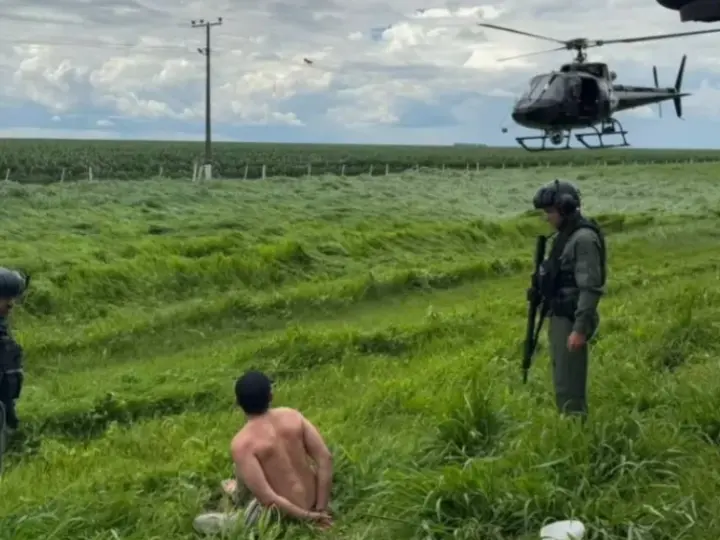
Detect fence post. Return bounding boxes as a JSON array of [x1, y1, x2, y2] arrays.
[[262, 164, 266, 179], [4, 169, 9, 182], [244, 165, 249, 180], [60, 168, 65, 182], [341, 164, 345, 176], [307, 163, 312, 177], [88, 166, 93, 182]]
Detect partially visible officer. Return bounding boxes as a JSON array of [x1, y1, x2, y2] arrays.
[[0, 268, 29, 432], [533, 180, 607, 418]]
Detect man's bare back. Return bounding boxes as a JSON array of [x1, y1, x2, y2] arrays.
[[232, 408, 323, 510], [228, 372, 333, 528]]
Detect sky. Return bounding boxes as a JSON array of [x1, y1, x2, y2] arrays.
[[2, 0, 720, 148]]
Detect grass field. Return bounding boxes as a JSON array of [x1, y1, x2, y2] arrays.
[[3, 138, 720, 182], [2, 162, 720, 539]]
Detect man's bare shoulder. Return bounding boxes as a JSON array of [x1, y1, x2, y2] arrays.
[[269, 407, 306, 432], [230, 427, 256, 456], [271, 406, 304, 418]]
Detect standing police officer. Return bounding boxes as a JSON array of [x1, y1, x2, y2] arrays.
[[0, 268, 28, 434], [533, 180, 606, 418]]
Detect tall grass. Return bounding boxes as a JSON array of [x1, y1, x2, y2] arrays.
[[1, 163, 720, 539]]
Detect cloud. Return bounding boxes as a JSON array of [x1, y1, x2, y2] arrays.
[[627, 105, 656, 118], [1, 0, 720, 146], [684, 79, 720, 116], [0, 125, 191, 140]]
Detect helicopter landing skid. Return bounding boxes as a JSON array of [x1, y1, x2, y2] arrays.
[[575, 118, 629, 150], [515, 118, 631, 152], [515, 132, 572, 152]]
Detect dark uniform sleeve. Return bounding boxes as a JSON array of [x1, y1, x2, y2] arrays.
[[572, 230, 604, 336], [0, 328, 23, 430]]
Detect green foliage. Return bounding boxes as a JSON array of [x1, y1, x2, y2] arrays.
[[2, 162, 720, 539], [3, 138, 720, 181]]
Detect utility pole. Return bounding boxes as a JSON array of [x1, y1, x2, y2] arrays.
[[191, 17, 222, 180]]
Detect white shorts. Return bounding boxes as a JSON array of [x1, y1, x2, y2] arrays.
[[193, 499, 272, 535]]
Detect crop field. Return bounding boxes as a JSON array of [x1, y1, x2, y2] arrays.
[[3, 138, 720, 182], [2, 162, 720, 540]]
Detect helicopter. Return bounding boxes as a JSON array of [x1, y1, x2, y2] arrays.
[[478, 23, 720, 151], [657, 0, 720, 22]]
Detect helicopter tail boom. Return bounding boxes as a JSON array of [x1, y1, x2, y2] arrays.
[[614, 55, 690, 116]]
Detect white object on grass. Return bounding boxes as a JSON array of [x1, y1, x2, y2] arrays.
[[540, 520, 585, 539], [193, 512, 240, 535]]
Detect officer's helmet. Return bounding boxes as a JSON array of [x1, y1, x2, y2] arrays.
[[0, 268, 29, 299], [533, 179, 581, 214]]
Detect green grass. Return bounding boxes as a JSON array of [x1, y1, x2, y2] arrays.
[[2, 162, 720, 539], [3, 138, 720, 182]]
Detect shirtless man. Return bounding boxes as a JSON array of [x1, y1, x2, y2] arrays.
[[193, 371, 333, 534]]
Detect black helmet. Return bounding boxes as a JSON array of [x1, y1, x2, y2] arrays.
[[533, 179, 581, 215], [0, 268, 29, 298]]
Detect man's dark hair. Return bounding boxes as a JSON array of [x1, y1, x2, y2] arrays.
[[234, 371, 272, 415]]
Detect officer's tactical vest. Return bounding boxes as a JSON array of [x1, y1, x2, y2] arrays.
[[539, 216, 607, 301]]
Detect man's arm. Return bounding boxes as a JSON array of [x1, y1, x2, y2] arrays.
[[301, 416, 333, 511], [232, 444, 312, 520], [572, 229, 604, 337]]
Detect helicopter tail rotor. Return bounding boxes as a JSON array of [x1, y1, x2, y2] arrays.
[[652, 65, 662, 118], [673, 54, 687, 118]]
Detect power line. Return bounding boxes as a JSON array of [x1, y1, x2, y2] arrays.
[[0, 36, 268, 53], [191, 17, 222, 180], [1, 37, 197, 52]]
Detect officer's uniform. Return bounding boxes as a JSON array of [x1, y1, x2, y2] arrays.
[[533, 181, 607, 417], [0, 268, 27, 432]]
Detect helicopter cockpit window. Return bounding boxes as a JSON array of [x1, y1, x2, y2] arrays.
[[520, 75, 550, 101], [541, 76, 566, 100], [520, 74, 565, 102]]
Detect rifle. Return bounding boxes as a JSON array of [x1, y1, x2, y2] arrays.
[[523, 235, 548, 383]]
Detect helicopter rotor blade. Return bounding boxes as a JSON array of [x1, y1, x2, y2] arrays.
[[497, 46, 568, 62], [592, 27, 720, 47], [478, 22, 720, 64], [653, 65, 662, 118], [477, 23, 566, 45], [674, 54, 687, 119]]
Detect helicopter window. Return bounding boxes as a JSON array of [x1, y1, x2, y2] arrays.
[[521, 75, 551, 100], [520, 74, 565, 102], [584, 65, 602, 78], [540, 76, 566, 100]]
